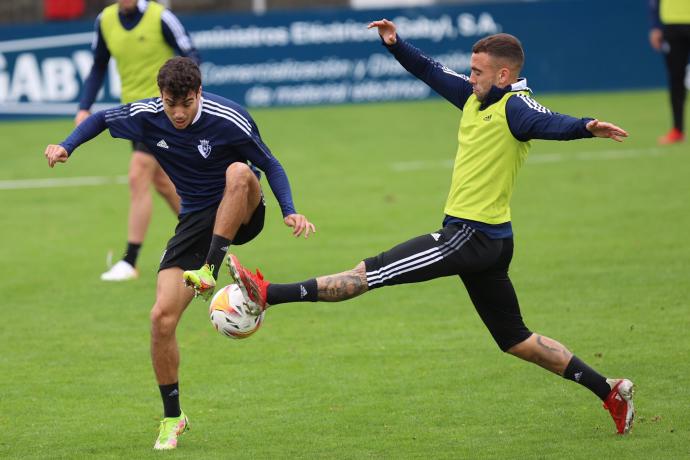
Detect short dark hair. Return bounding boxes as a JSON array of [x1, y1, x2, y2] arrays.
[[157, 57, 202, 100], [472, 33, 524, 72]]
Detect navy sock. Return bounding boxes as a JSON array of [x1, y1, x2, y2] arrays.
[[122, 242, 141, 267], [206, 235, 231, 279], [266, 279, 318, 305], [158, 382, 181, 418], [563, 355, 611, 401]]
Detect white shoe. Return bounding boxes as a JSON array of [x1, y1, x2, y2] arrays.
[[100, 260, 138, 281]]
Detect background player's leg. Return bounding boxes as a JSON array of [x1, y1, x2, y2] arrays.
[[152, 161, 181, 215], [128, 151, 157, 247], [101, 150, 157, 281], [660, 25, 690, 143]]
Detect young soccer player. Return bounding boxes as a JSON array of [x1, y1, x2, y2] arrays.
[[227, 20, 635, 435], [45, 57, 315, 449]]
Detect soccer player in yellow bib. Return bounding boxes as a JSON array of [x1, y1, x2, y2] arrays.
[[76, 0, 200, 281], [649, 0, 690, 144], [227, 20, 636, 436]]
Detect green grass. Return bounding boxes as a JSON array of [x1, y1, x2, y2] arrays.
[[1, 89, 688, 459]]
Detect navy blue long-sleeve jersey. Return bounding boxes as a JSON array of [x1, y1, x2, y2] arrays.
[[62, 92, 296, 217], [79, 0, 200, 110], [385, 37, 594, 142]]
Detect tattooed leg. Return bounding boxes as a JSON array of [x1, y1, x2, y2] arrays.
[[507, 333, 574, 375], [316, 262, 369, 302]]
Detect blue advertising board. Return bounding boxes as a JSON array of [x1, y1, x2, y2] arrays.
[[0, 0, 660, 117]]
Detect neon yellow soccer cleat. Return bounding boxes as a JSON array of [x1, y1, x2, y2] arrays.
[[183, 264, 216, 300], [153, 412, 189, 450]]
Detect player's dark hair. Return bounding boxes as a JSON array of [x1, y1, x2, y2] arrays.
[[472, 33, 524, 72], [157, 57, 202, 100]]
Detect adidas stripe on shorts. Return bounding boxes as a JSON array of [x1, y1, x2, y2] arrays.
[[363, 222, 532, 351]]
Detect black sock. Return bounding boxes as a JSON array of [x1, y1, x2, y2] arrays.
[[158, 382, 181, 418], [122, 242, 141, 267], [266, 279, 318, 305], [206, 235, 231, 279], [563, 355, 611, 401]]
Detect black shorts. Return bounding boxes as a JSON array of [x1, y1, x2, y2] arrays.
[[131, 141, 153, 154], [363, 222, 531, 351], [159, 200, 266, 272]]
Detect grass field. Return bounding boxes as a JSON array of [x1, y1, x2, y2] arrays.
[[1, 89, 688, 459]]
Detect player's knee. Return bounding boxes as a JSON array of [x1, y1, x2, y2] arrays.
[[225, 162, 253, 181], [354, 261, 367, 280], [129, 155, 156, 187], [224, 162, 253, 193], [129, 167, 152, 193]]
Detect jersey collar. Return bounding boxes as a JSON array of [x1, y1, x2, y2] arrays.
[[509, 78, 530, 92], [479, 77, 531, 110], [191, 96, 203, 126]]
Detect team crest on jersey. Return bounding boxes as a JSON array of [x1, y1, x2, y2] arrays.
[[197, 139, 212, 158]]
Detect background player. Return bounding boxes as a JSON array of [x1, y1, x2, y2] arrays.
[[227, 20, 635, 436], [649, 0, 690, 144], [77, 0, 200, 281], [45, 57, 315, 449]]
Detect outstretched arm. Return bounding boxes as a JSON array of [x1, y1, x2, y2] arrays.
[[45, 111, 108, 167], [368, 19, 473, 109], [506, 95, 628, 142], [368, 18, 397, 46], [45, 144, 69, 168], [586, 119, 628, 142]]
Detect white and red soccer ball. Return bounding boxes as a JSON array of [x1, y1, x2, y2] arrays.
[[209, 284, 264, 339]]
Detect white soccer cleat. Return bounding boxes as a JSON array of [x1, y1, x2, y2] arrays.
[[100, 260, 138, 281]]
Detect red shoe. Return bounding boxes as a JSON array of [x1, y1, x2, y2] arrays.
[[227, 254, 269, 315], [658, 128, 684, 145], [603, 379, 635, 434]]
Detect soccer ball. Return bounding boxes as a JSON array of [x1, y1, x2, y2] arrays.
[[209, 284, 264, 339]]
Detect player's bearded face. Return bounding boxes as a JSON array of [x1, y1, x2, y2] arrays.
[[469, 52, 504, 101], [161, 89, 201, 130]]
